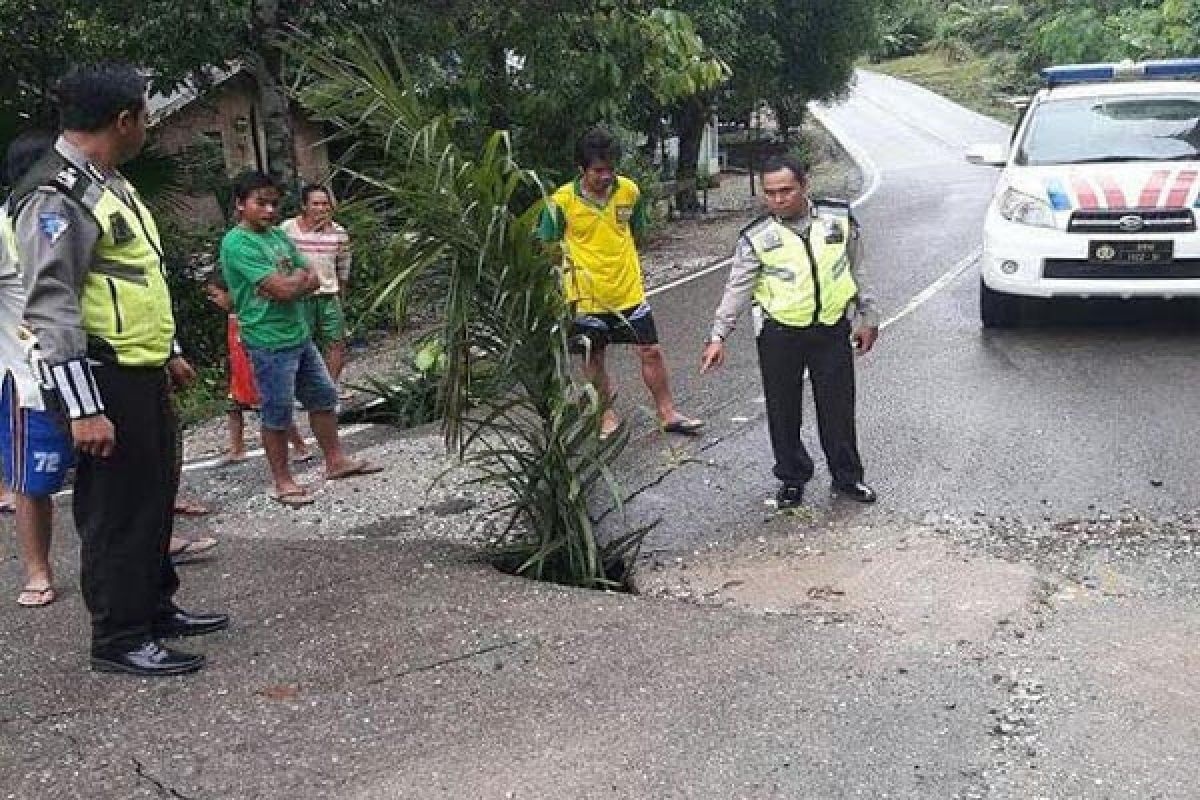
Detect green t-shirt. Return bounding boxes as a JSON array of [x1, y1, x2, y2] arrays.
[[219, 226, 310, 350]]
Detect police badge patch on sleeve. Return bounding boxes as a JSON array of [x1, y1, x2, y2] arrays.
[[38, 212, 70, 245], [616, 204, 634, 224]]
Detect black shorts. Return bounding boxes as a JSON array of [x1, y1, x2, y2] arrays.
[[569, 303, 659, 353]]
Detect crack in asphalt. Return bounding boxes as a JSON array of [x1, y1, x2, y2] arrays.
[[363, 639, 523, 687], [594, 429, 741, 526], [133, 757, 197, 799], [3, 703, 125, 727]]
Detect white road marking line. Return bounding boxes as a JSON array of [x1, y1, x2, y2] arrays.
[[180, 423, 376, 473], [807, 102, 883, 210], [880, 247, 981, 331], [647, 257, 733, 296], [52, 422, 379, 498]]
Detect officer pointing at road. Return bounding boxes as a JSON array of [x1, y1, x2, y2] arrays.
[[15, 64, 227, 675], [700, 155, 880, 510]]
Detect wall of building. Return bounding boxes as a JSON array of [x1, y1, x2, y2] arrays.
[[150, 72, 332, 225]]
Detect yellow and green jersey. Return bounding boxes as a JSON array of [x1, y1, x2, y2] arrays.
[[537, 176, 650, 313]]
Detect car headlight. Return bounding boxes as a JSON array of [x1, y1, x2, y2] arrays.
[[997, 188, 1056, 229]]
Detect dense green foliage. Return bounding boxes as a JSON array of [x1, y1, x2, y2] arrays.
[[872, 0, 1200, 95]]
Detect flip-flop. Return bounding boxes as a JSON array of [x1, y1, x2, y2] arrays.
[[0, 500, 14, 514], [16, 586, 56, 608], [326, 460, 384, 481], [291, 451, 316, 464], [169, 535, 219, 564], [173, 499, 213, 516], [661, 416, 705, 435], [271, 489, 315, 507]]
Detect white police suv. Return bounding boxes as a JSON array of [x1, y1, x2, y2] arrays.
[[967, 58, 1200, 327]]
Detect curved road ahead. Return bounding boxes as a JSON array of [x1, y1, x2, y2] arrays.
[[609, 70, 1200, 553]]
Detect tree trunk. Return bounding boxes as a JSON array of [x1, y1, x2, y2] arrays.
[[749, 105, 760, 197], [672, 95, 707, 213], [250, 0, 296, 190], [485, 43, 510, 132], [774, 100, 807, 144]]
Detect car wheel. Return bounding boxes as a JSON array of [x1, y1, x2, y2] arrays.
[[980, 279, 1021, 328]]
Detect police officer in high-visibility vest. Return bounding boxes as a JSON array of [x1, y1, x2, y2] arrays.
[[15, 64, 227, 676], [700, 155, 880, 510]]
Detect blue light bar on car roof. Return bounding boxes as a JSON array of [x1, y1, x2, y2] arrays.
[[1041, 58, 1200, 86]]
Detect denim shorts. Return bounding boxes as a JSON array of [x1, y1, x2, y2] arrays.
[[245, 340, 339, 431], [0, 372, 75, 496]]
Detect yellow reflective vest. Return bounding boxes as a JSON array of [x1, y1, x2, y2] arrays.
[[13, 156, 175, 367], [747, 214, 857, 328]]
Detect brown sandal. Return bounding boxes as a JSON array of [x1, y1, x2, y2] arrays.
[[271, 489, 315, 507], [326, 460, 384, 480]]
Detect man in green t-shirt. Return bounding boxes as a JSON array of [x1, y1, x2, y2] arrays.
[[219, 171, 380, 506]]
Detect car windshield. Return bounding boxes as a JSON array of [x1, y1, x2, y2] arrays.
[[1015, 93, 1200, 165]]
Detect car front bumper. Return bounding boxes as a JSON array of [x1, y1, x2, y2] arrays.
[[981, 214, 1200, 298]]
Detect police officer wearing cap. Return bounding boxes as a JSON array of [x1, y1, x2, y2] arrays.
[[14, 63, 227, 675], [700, 154, 880, 510]]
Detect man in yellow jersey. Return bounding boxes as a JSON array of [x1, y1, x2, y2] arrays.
[[538, 127, 703, 439], [700, 155, 880, 510]]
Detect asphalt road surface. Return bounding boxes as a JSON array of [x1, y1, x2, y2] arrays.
[[612, 71, 1200, 799], [604, 70, 1200, 553]]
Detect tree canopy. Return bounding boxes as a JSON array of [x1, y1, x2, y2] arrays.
[[871, 0, 1200, 93], [2, 0, 879, 185]]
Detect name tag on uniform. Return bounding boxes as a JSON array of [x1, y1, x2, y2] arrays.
[[756, 229, 783, 251], [110, 212, 135, 244], [616, 204, 634, 224]]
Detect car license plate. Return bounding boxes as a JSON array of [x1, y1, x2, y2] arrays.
[[1088, 240, 1174, 264]]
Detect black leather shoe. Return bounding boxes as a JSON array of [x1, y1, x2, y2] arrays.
[[91, 641, 205, 676], [153, 609, 230, 639], [832, 481, 877, 503], [775, 484, 805, 510]]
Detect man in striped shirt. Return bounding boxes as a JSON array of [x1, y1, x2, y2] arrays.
[[281, 185, 351, 390]]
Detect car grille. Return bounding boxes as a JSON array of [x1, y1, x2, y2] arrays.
[[1043, 259, 1200, 279], [1067, 209, 1196, 234]]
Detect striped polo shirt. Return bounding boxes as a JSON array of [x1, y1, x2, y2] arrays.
[[280, 217, 351, 295]]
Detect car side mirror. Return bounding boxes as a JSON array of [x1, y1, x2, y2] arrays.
[[965, 143, 1008, 167]]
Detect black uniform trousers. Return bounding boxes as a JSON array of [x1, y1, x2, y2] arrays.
[[73, 364, 180, 652], [755, 315, 864, 488]]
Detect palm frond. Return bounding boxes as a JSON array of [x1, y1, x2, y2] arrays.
[[292, 30, 647, 589]]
